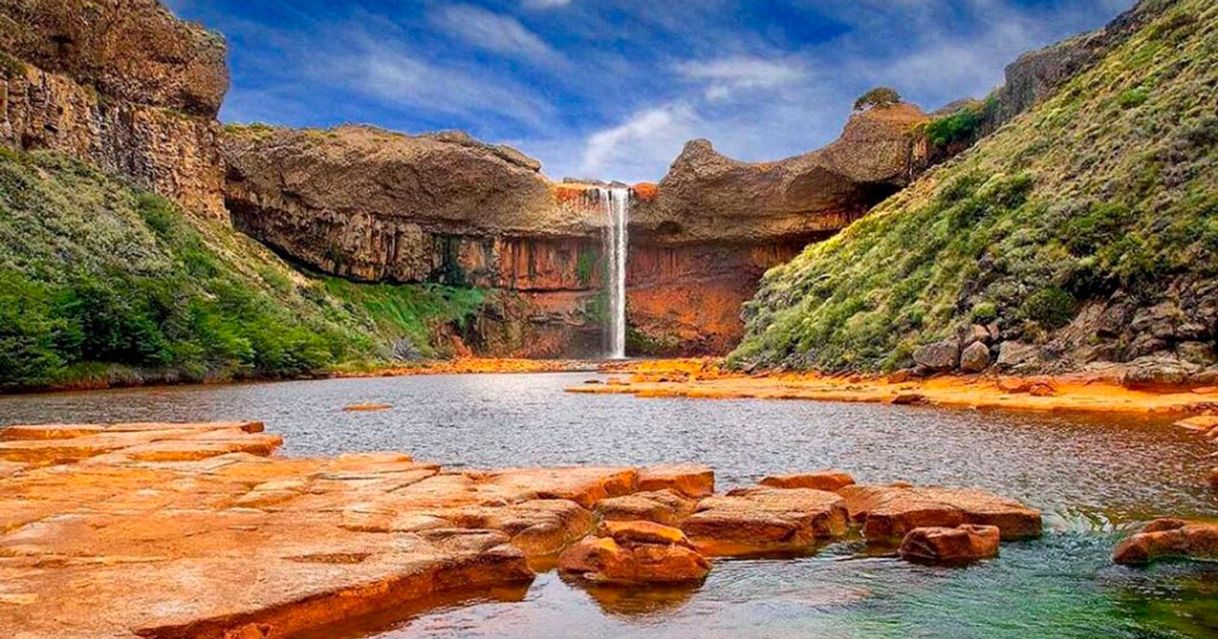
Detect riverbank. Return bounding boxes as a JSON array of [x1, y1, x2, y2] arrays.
[[0, 420, 1046, 638], [571, 359, 1218, 416]]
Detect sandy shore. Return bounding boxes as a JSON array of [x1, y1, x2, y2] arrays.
[[569, 359, 1218, 416]]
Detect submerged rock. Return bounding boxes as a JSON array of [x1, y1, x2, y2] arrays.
[[1113, 518, 1218, 565], [557, 521, 710, 584], [837, 484, 1042, 541], [681, 487, 849, 556], [899, 524, 1000, 565]]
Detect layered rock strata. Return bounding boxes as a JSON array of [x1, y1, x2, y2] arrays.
[[221, 104, 930, 357], [0, 0, 229, 216]]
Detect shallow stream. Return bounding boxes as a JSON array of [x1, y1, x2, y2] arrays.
[[2, 373, 1215, 638]]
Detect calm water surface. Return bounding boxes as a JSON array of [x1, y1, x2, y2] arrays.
[[2, 373, 1216, 638]]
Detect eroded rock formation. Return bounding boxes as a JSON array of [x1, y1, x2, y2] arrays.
[[0, 0, 229, 216], [222, 104, 930, 357]]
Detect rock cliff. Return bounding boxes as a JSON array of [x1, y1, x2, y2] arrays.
[[0, 0, 228, 216], [222, 104, 929, 357], [732, 0, 1218, 382]]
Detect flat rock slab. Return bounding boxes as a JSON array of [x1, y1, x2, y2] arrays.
[[638, 465, 715, 498], [596, 489, 698, 526], [758, 470, 855, 492], [1113, 518, 1218, 565], [0, 422, 663, 638], [838, 485, 1042, 541], [681, 487, 848, 556]]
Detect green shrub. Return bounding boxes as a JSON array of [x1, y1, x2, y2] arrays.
[[924, 100, 992, 148], [1118, 87, 1150, 109], [1019, 288, 1077, 328], [576, 249, 597, 287], [971, 302, 998, 324], [854, 87, 902, 111]]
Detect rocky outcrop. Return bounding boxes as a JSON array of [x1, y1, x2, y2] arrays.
[[759, 470, 856, 492], [0, 0, 228, 216], [223, 103, 931, 358], [899, 524, 1001, 565], [557, 520, 711, 584], [837, 484, 1043, 541], [680, 487, 850, 556], [1113, 518, 1218, 566]]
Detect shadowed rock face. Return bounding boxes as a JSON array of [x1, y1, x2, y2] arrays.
[[0, 0, 229, 216]]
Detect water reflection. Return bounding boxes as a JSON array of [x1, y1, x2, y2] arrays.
[[2, 373, 1217, 637]]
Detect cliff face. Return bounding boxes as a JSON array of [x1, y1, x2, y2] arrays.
[[732, 0, 1218, 383], [222, 105, 929, 357], [627, 103, 929, 354], [0, 0, 228, 217]]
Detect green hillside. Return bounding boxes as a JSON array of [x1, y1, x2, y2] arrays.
[[731, 0, 1218, 373], [0, 148, 479, 391]]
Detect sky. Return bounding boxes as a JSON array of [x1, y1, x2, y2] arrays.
[[164, 0, 1133, 183]]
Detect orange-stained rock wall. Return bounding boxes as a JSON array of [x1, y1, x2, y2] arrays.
[[625, 240, 819, 356]]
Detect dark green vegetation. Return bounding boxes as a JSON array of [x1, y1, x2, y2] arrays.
[[732, 0, 1218, 371], [854, 87, 903, 111], [0, 148, 483, 390], [923, 98, 996, 149]]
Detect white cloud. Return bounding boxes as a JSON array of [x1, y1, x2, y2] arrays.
[[523, 0, 572, 8], [432, 4, 558, 62], [575, 104, 701, 182], [676, 56, 808, 100]]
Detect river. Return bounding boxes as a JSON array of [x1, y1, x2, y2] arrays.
[[1, 372, 1215, 638]]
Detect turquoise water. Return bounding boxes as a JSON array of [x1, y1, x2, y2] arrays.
[[2, 373, 1216, 637]]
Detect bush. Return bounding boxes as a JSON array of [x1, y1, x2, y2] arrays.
[[924, 102, 990, 148], [971, 302, 998, 324], [1118, 87, 1150, 109], [854, 87, 902, 111], [1019, 288, 1077, 328]]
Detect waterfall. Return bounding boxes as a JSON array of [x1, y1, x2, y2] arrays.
[[599, 186, 630, 359]]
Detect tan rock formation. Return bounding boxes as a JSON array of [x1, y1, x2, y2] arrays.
[[837, 484, 1042, 541], [596, 489, 699, 526], [638, 464, 715, 498], [0, 0, 228, 216], [759, 470, 856, 492], [898, 524, 1001, 565], [681, 487, 849, 556], [1112, 518, 1218, 566], [556, 524, 711, 585]]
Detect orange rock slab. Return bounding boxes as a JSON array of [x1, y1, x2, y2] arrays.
[[838, 485, 1042, 541], [681, 487, 848, 556], [898, 524, 1001, 564], [1113, 518, 1218, 565]]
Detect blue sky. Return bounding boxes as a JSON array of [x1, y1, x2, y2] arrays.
[[165, 0, 1132, 183]]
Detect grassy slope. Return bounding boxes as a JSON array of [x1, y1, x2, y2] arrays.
[[0, 148, 482, 390], [731, 0, 1218, 372]]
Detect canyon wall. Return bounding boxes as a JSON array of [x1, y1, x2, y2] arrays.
[[0, 0, 228, 217], [223, 105, 929, 357]]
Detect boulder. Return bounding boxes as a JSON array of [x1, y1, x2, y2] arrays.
[[913, 340, 960, 372], [681, 488, 848, 556], [758, 470, 855, 492], [1121, 355, 1203, 390], [963, 324, 992, 347], [891, 392, 929, 406], [995, 342, 1041, 371], [638, 465, 715, 498], [1113, 518, 1218, 565], [959, 342, 991, 373], [898, 524, 1000, 564], [595, 490, 698, 527], [557, 521, 710, 584], [837, 484, 1042, 541]]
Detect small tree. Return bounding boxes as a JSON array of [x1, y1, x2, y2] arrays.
[[853, 87, 902, 111]]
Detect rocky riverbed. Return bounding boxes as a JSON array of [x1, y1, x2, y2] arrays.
[[0, 420, 1049, 638]]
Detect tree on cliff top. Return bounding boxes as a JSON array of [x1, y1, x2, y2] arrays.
[[854, 87, 903, 111]]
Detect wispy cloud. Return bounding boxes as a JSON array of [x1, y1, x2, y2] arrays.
[[175, 0, 1133, 181], [431, 4, 559, 63], [676, 56, 808, 100], [523, 0, 572, 8]]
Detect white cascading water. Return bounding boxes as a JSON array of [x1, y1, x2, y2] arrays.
[[599, 186, 630, 359]]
